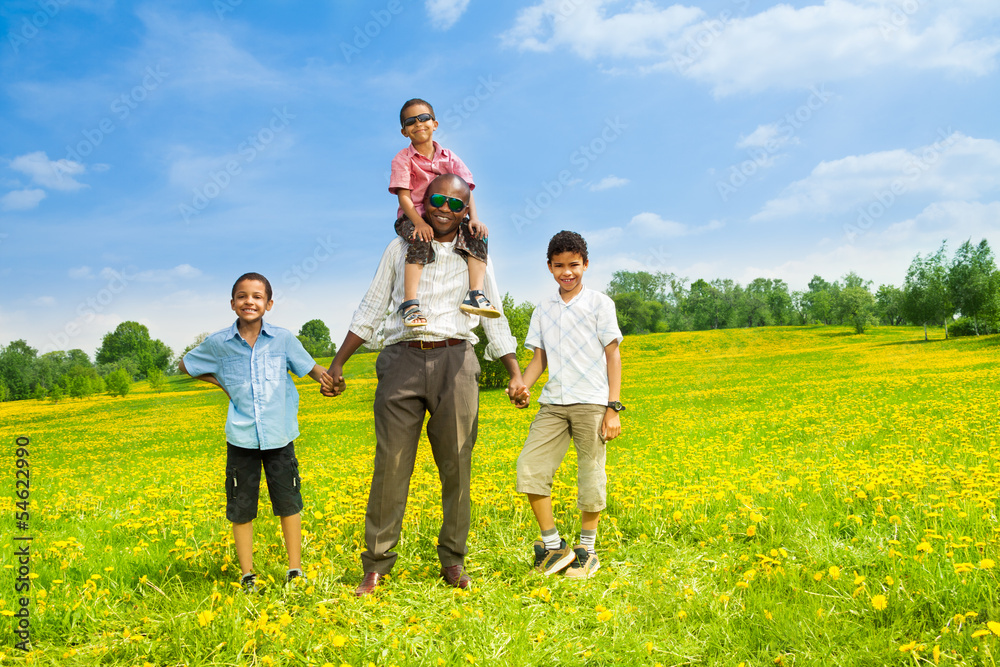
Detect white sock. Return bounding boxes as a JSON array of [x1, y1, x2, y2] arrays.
[[541, 528, 561, 550], [580, 529, 597, 554]]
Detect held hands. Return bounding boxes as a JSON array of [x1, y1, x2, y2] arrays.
[[467, 218, 489, 239], [505, 380, 530, 408], [601, 409, 621, 442], [320, 367, 347, 397], [412, 220, 434, 243]]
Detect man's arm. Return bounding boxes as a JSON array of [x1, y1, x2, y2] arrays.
[[321, 331, 367, 397], [499, 351, 526, 407], [601, 340, 622, 441]]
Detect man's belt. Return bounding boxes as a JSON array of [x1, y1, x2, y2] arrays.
[[405, 338, 465, 349]]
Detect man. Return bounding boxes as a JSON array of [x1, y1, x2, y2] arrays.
[[323, 173, 526, 596]]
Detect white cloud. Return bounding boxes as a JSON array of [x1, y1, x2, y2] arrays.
[[627, 212, 689, 237], [8, 152, 87, 191], [33, 296, 56, 306], [98, 264, 203, 284], [502, 1, 1000, 95], [752, 132, 1000, 221], [426, 0, 471, 30], [736, 123, 798, 151], [1, 188, 46, 211], [588, 175, 630, 191], [68, 267, 95, 280]]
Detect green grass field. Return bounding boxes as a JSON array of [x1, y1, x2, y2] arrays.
[[2, 325, 1000, 666]]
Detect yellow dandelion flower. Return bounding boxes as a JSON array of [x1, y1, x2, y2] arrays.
[[828, 566, 841, 581], [972, 629, 991, 638], [871, 595, 887, 611], [989, 622, 1000, 637], [332, 635, 347, 647], [597, 610, 613, 622], [916, 542, 933, 553], [813, 572, 823, 581], [933, 645, 941, 664], [746, 525, 757, 537], [980, 559, 995, 570], [677, 610, 688, 620]]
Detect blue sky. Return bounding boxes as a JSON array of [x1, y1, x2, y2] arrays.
[[2, 0, 999, 358]]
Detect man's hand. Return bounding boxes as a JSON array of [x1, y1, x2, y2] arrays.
[[412, 220, 434, 243], [468, 218, 489, 239], [321, 366, 347, 397], [600, 409, 621, 441], [505, 380, 530, 408]]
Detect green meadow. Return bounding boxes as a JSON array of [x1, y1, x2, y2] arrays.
[[2, 325, 1000, 666]]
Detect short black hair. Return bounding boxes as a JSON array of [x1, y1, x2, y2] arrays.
[[547, 231, 588, 263], [400, 98, 434, 126], [232, 272, 273, 301]]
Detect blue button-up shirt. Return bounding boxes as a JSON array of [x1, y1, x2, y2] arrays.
[[183, 320, 316, 450]]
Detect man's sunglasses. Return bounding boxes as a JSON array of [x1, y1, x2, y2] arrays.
[[402, 113, 434, 127], [428, 193, 467, 212]]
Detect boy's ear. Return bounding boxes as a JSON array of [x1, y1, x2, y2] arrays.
[[265, 300, 274, 312]]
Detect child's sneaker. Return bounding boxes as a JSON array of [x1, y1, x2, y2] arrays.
[[240, 572, 258, 593], [564, 546, 600, 579], [532, 538, 575, 575], [285, 568, 305, 585]]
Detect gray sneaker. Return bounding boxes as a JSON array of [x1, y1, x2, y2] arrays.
[[532, 538, 576, 575], [240, 572, 258, 593], [564, 546, 600, 579]]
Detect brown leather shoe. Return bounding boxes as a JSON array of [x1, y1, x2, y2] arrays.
[[440, 564, 470, 589], [355, 572, 383, 597]]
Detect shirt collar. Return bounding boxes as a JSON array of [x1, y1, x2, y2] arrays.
[[225, 319, 275, 342], [549, 285, 588, 306], [403, 140, 446, 160]]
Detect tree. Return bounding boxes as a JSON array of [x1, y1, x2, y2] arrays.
[[903, 243, 950, 341], [875, 285, 905, 325], [949, 239, 997, 335], [606, 271, 668, 302], [298, 319, 335, 358], [833, 273, 876, 334], [0, 340, 40, 401], [685, 279, 723, 330], [472, 293, 534, 388], [96, 321, 172, 379], [105, 366, 132, 397], [147, 368, 166, 393], [610, 292, 664, 334]]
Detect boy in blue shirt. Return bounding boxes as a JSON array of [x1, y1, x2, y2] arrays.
[[180, 272, 333, 591], [509, 231, 624, 579]]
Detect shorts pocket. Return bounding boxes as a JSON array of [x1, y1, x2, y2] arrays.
[[225, 466, 238, 502]]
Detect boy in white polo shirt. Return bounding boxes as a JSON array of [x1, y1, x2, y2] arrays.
[[509, 230, 624, 578]]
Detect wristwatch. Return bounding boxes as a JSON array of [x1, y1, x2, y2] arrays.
[[607, 401, 625, 412]]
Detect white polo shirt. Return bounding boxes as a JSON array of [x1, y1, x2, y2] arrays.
[[526, 286, 623, 406]]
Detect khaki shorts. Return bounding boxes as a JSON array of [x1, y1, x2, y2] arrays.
[[516, 403, 607, 512]]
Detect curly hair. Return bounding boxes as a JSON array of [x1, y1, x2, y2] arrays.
[[546, 230, 588, 263], [232, 272, 273, 301]]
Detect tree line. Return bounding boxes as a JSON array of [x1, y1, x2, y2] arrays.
[[607, 238, 998, 340], [0, 319, 337, 403]]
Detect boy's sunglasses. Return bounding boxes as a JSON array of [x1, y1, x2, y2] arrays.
[[428, 193, 467, 212], [402, 113, 434, 127]]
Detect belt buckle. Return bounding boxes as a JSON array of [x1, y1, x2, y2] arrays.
[[419, 339, 435, 350]]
